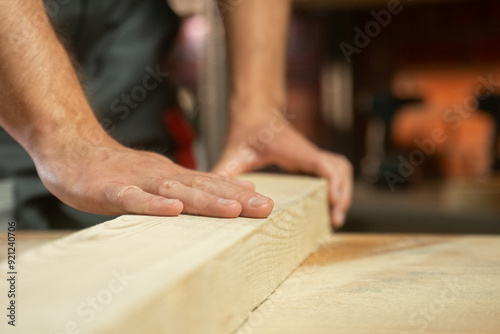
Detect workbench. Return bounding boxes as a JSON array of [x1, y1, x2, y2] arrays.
[[1, 175, 499, 333], [2, 232, 499, 333], [238, 233, 500, 334]]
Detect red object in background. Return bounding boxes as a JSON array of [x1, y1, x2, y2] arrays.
[[163, 106, 196, 169]]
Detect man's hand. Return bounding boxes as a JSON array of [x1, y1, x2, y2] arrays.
[[34, 134, 273, 218], [0, 0, 273, 221], [219, 0, 353, 227], [212, 108, 352, 228]]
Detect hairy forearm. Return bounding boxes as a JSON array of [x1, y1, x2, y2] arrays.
[[0, 1, 277, 220], [0, 1, 107, 160], [220, 0, 291, 114]]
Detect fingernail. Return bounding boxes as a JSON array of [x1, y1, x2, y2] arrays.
[[163, 199, 180, 205], [334, 212, 345, 226], [249, 196, 269, 207], [218, 198, 237, 206]]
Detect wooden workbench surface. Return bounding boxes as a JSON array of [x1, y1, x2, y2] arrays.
[[1, 232, 499, 333], [238, 233, 500, 334]]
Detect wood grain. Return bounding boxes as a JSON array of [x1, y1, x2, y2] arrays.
[[237, 234, 500, 334], [0, 173, 329, 334]]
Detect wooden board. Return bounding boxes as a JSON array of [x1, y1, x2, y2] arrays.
[[237, 234, 500, 334], [0, 173, 330, 334]]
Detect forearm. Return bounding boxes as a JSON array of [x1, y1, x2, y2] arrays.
[[0, 1, 276, 220], [216, 1, 352, 227], [220, 0, 291, 116], [0, 1, 108, 161]]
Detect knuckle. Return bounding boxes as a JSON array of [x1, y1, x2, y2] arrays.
[[116, 185, 141, 207], [161, 180, 181, 191], [191, 176, 211, 188]]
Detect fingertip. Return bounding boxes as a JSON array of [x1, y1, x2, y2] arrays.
[[215, 198, 243, 218], [331, 209, 345, 229], [217, 198, 242, 212], [242, 196, 274, 218], [161, 198, 184, 215], [117, 187, 184, 216], [258, 199, 274, 217]]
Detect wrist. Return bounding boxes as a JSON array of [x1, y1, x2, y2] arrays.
[[229, 90, 286, 121], [28, 113, 116, 163]]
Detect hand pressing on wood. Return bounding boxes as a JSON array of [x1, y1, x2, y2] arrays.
[[0, 0, 272, 220], [33, 134, 273, 218], [212, 107, 352, 228], [217, 0, 353, 227]]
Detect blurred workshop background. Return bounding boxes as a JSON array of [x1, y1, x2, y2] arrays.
[[165, 0, 500, 234], [1, 0, 499, 232]]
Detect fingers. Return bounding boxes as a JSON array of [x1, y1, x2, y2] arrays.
[[92, 172, 271, 219], [152, 179, 243, 218], [171, 174, 274, 218], [45, 139, 271, 219], [193, 177, 273, 218], [105, 183, 184, 216], [314, 152, 353, 228]]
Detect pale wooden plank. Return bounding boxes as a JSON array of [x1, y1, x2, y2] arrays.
[[237, 234, 500, 334], [0, 173, 329, 334]]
